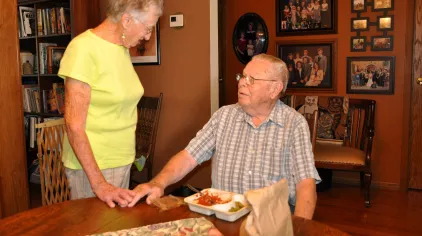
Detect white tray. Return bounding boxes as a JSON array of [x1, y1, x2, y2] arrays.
[[183, 188, 250, 222]]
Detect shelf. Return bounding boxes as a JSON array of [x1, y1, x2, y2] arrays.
[[24, 112, 63, 117], [37, 33, 71, 38], [39, 74, 59, 77], [19, 36, 36, 40], [22, 74, 38, 77], [18, 0, 56, 6]]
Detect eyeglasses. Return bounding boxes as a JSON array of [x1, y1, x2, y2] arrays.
[[236, 73, 277, 85], [140, 21, 154, 34], [133, 15, 155, 34]]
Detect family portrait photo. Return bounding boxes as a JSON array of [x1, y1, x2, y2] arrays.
[[352, 0, 367, 12], [347, 57, 395, 94], [351, 36, 366, 52], [276, 0, 336, 36], [232, 13, 269, 64], [351, 18, 369, 31], [277, 41, 335, 92], [371, 36, 393, 51], [372, 0, 393, 11]]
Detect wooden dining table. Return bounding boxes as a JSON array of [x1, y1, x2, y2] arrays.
[[0, 197, 348, 235]]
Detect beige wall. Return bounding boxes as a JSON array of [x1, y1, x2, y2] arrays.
[[134, 0, 212, 189]]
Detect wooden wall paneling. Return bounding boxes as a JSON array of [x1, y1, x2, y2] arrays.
[[409, 0, 422, 190], [0, 0, 30, 217], [71, 0, 102, 37]]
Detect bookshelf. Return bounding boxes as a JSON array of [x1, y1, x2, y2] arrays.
[[17, 0, 102, 183]]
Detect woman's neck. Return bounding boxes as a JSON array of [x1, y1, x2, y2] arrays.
[[92, 19, 123, 46]]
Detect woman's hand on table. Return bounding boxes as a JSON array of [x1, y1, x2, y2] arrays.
[[93, 182, 136, 208], [128, 181, 165, 207]]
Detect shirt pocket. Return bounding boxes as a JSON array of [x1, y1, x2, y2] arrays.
[[260, 146, 288, 185]]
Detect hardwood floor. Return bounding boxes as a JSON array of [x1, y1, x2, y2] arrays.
[[314, 184, 422, 236], [29, 183, 422, 235]]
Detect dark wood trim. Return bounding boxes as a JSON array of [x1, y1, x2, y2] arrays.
[[400, 0, 416, 191], [409, 0, 422, 190], [0, 0, 30, 217]]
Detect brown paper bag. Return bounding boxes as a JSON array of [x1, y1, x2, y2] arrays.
[[239, 179, 293, 236]]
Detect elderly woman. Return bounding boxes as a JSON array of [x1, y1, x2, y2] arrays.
[[57, 0, 163, 208]]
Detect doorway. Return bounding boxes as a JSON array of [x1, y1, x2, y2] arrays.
[[408, 0, 422, 190]]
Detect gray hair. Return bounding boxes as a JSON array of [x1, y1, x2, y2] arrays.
[[251, 54, 289, 94], [106, 0, 164, 23]]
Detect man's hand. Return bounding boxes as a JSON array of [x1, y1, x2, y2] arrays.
[[127, 181, 165, 207], [93, 182, 136, 208]]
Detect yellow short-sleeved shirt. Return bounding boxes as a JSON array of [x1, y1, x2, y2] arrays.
[[58, 29, 143, 170]]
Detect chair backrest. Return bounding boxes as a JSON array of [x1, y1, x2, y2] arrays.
[[35, 118, 70, 206], [343, 99, 376, 151], [303, 110, 319, 153], [135, 93, 163, 160]]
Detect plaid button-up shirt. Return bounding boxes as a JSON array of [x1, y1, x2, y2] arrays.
[[185, 100, 321, 205]]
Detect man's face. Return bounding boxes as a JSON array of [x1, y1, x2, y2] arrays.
[[238, 60, 275, 111]]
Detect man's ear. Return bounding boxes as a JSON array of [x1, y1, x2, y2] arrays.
[[270, 82, 283, 99]]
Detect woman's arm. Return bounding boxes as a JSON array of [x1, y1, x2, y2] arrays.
[[64, 77, 135, 207]]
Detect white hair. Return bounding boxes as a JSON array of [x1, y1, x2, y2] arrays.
[[251, 54, 289, 94], [106, 0, 164, 23]]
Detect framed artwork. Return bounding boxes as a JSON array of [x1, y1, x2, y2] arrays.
[[351, 17, 369, 31], [377, 15, 394, 31], [232, 12, 269, 64], [371, 36, 393, 51], [130, 22, 160, 65], [276, 39, 337, 93], [276, 0, 337, 36], [351, 0, 367, 13], [372, 0, 394, 11], [351, 36, 366, 52], [46, 46, 66, 74], [346, 56, 395, 95]]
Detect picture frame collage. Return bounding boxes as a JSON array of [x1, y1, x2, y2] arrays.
[[351, 0, 394, 52], [348, 0, 395, 95]]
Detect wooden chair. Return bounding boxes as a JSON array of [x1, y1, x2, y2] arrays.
[[314, 99, 376, 207], [304, 110, 319, 153], [130, 93, 163, 187], [36, 118, 70, 206]]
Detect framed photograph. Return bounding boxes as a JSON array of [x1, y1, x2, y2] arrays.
[[276, 39, 337, 93], [377, 15, 394, 31], [351, 0, 367, 12], [371, 36, 393, 51], [351, 36, 366, 52], [232, 12, 269, 64], [130, 22, 160, 65], [276, 0, 337, 36], [46, 46, 66, 74], [372, 0, 394, 11], [351, 17, 369, 31], [346, 56, 395, 95]]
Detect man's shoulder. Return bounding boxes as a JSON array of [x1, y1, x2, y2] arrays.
[[215, 103, 243, 115], [276, 101, 307, 125], [211, 103, 244, 122]]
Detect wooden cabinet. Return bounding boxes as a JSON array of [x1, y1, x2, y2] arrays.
[[0, 0, 101, 219]]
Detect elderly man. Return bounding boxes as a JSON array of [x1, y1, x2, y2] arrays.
[[128, 54, 321, 220]]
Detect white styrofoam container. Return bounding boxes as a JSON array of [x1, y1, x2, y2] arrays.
[[183, 188, 250, 222]]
